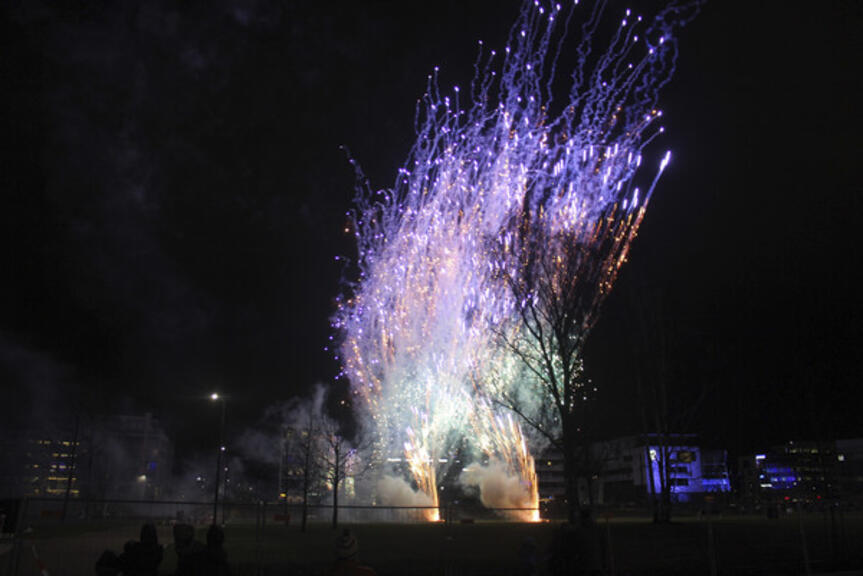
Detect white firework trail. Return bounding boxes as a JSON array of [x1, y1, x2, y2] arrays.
[[334, 0, 699, 517]]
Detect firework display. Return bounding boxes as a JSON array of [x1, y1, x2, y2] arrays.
[[334, 0, 695, 517]]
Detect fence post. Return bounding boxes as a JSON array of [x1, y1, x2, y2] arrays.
[[707, 512, 717, 576], [605, 513, 616, 576], [254, 501, 263, 575], [255, 501, 261, 542]]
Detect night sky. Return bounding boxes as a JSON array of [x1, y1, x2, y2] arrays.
[[2, 1, 862, 463]]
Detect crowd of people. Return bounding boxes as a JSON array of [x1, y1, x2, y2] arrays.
[[93, 520, 602, 576], [93, 523, 379, 576], [95, 523, 230, 576]]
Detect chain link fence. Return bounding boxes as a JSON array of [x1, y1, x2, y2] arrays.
[[0, 497, 541, 575], [1, 497, 861, 575]]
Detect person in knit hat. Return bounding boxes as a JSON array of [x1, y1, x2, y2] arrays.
[[329, 529, 376, 576]]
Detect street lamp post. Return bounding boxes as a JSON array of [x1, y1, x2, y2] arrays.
[[211, 393, 226, 525]]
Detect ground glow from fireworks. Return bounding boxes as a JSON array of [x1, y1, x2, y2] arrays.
[[335, 0, 697, 518]]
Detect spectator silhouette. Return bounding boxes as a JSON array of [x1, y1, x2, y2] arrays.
[[172, 523, 204, 576], [329, 529, 376, 576], [95, 549, 120, 576], [198, 524, 231, 575], [117, 523, 163, 576]]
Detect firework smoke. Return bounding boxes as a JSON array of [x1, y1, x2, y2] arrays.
[[460, 460, 537, 521], [377, 475, 436, 507], [335, 0, 697, 516]]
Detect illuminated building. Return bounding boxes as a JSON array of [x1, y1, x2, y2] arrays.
[[536, 435, 730, 511], [0, 428, 84, 499], [595, 435, 729, 505], [1, 414, 173, 501], [738, 438, 863, 508]]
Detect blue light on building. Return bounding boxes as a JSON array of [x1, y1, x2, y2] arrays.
[[644, 445, 731, 502]]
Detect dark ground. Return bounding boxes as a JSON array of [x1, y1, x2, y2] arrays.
[[3, 512, 862, 575]]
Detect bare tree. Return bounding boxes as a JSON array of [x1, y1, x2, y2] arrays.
[[278, 385, 373, 531], [278, 385, 332, 531], [282, 411, 323, 532], [628, 277, 711, 523], [320, 428, 352, 529], [319, 419, 373, 530], [489, 213, 635, 524]]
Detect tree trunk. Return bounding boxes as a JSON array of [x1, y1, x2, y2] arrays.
[[332, 471, 340, 529], [582, 438, 598, 509], [562, 420, 584, 525], [635, 374, 660, 523], [659, 439, 672, 523], [331, 442, 341, 529], [563, 448, 579, 524], [301, 474, 309, 532], [301, 431, 313, 532]]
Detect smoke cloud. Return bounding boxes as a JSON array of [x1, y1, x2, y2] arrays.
[[459, 460, 532, 510], [376, 475, 434, 507]]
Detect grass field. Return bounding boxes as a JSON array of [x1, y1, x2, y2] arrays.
[[3, 512, 862, 575]]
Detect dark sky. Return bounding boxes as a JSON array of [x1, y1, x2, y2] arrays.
[[2, 0, 861, 461]]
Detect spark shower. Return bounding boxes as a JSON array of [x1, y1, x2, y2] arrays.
[[334, 0, 697, 520]]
